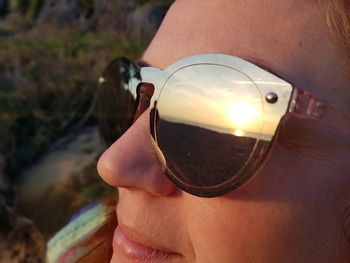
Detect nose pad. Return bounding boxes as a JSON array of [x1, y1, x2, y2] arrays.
[[133, 82, 155, 122], [133, 82, 159, 140]]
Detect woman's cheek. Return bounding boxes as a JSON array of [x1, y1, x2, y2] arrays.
[[184, 193, 328, 263]]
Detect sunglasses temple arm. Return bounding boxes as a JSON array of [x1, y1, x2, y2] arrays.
[[288, 89, 325, 118], [288, 88, 350, 130]]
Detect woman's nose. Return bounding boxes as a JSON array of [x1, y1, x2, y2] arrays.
[[97, 108, 177, 197]]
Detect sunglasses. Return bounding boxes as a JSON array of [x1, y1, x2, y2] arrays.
[[97, 54, 348, 197]]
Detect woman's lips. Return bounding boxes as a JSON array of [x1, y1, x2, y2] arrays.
[[113, 225, 179, 262]]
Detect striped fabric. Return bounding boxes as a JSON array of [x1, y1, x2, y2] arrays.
[[47, 202, 115, 263]]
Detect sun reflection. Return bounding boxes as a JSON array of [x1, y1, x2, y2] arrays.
[[232, 129, 245, 137], [228, 101, 258, 128]]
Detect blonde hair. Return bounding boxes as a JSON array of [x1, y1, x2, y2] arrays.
[[326, 0, 350, 52]]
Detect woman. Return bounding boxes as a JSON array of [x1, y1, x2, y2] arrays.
[[49, 0, 350, 262]]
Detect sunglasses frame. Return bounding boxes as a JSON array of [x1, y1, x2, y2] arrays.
[[99, 53, 348, 197]]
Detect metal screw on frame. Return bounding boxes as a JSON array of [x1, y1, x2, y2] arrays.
[[265, 92, 278, 104]]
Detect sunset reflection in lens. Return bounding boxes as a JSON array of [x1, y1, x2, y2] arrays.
[[155, 64, 269, 195], [156, 64, 264, 139]]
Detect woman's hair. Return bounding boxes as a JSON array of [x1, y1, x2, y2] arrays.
[[326, 0, 350, 53], [326, 0, 350, 256]]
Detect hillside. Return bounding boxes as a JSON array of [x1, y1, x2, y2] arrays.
[[0, 0, 172, 261]]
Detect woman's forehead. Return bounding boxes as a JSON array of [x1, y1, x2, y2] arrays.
[[143, 0, 326, 67], [143, 0, 349, 110]]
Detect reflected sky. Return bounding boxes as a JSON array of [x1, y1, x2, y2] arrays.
[[155, 64, 284, 140]]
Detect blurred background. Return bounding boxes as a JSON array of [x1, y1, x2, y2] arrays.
[[0, 0, 173, 261]]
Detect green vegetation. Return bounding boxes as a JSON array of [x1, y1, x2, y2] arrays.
[[77, 0, 95, 18], [15, 0, 44, 19], [0, 29, 148, 179], [131, 0, 173, 11], [30, 0, 45, 19], [15, 0, 30, 15]]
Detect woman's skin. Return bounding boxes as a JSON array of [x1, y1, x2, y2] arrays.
[[97, 0, 350, 262]]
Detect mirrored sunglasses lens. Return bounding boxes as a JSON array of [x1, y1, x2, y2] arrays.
[[155, 64, 271, 195], [97, 58, 140, 146]]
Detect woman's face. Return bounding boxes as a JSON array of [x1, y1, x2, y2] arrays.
[[98, 0, 350, 262]]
